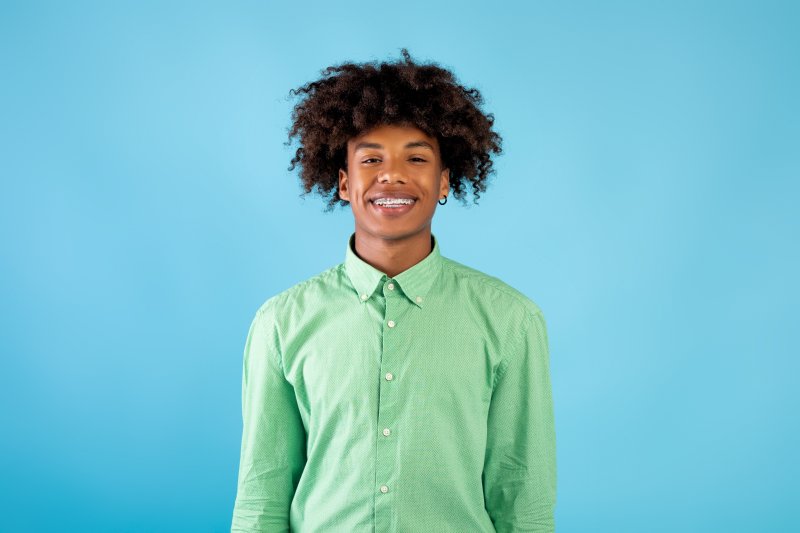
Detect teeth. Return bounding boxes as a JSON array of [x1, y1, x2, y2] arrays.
[[374, 198, 414, 205]]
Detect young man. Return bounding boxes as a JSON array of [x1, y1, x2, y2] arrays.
[[231, 49, 556, 532]]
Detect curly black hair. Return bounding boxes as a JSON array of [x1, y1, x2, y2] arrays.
[[285, 48, 503, 212]]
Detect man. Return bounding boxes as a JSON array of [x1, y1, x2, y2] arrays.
[[231, 49, 556, 532]]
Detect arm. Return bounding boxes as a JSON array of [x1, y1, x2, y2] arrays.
[[231, 304, 307, 532], [483, 310, 557, 532]]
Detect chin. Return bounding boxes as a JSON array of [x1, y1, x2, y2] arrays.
[[366, 223, 429, 240]]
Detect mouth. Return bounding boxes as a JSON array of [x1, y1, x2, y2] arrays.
[[369, 198, 417, 216]]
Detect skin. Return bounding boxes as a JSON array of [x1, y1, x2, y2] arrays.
[[338, 123, 450, 278]]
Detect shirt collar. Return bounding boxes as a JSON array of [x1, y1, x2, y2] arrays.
[[343, 232, 443, 309]]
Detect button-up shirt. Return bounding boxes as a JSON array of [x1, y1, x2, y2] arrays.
[[231, 232, 556, 532]]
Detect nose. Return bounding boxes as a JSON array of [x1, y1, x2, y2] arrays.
[[377, 158, 406, 184]]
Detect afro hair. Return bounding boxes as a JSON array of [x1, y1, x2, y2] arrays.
[[286, 48, 502, 211]]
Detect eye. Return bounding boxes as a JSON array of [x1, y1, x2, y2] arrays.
[[410, 157, 427, 162], [361, 158, 380, 164]]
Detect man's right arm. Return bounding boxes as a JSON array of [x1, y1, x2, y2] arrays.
[[231, 303, 307, 532]]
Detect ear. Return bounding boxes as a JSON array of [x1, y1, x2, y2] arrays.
[[338, 168, 349, 202], [439, 167, 450, 197]]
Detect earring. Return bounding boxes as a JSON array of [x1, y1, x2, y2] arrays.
[[438, 196, 448, 205]]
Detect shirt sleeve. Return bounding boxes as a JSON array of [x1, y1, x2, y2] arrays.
[[231, 304, 307, 532], [483, 310, 557, 533]]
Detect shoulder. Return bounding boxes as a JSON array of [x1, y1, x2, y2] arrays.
[[440, 256, 544, 320], [254, 263, 344, 319]]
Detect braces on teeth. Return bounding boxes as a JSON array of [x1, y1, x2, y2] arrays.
[[374, 198, 414, 205]]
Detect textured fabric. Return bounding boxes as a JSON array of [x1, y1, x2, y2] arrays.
[[231, 232, 556, 532]]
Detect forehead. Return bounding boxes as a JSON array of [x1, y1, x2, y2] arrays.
[[348, 123, 439, 151]]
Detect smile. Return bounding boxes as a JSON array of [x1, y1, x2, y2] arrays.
[[370, 198, 416, 215]]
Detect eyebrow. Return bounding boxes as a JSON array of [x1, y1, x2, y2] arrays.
[[353, 140, 435, 152]]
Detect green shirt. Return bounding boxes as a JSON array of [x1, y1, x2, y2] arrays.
[[231, 232, 556, 532]]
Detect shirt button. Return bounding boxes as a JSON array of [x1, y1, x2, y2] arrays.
[[360, 294, 368, 301], [380, 485, 389, 493], [387, 320, 395, 328], [387, 282, 395, 290], [382, 428, 391, 437], [415, 296, 423, 303], [385, 372, 393, 381]]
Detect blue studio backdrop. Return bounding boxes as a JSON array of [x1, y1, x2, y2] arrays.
[[1, 1, 797, 531]]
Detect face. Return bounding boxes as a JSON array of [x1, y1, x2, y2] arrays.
[[338, 123, 450, 243]]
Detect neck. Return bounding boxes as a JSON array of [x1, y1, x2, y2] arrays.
[[352, 228, 433, 278]]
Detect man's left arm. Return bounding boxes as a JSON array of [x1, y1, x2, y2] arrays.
[[482, 310, 557, 533]]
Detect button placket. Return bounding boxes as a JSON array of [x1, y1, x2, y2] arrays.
[[376, 278, 402, 511]]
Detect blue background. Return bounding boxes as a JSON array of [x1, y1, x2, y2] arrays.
[[1, 1, 797, 531]]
